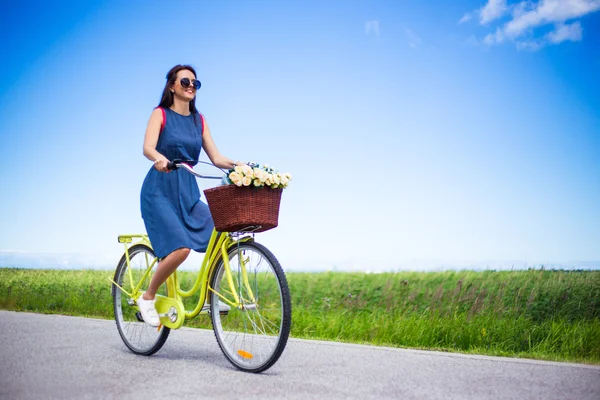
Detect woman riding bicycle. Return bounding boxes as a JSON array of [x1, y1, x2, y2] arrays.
[[138, 64, 243, 326]]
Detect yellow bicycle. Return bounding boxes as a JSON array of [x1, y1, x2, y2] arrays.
[[109, 162, 292, 373]]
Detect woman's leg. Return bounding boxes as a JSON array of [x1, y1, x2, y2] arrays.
[[143, 247, 191, 300]]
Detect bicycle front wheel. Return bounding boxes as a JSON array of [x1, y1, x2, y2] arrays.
[[112, 244, 170, 356], [210, 241, 292, 373]]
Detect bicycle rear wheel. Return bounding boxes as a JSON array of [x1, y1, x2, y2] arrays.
[[210, 241, 292, 373], [112, 244, 170, 355]]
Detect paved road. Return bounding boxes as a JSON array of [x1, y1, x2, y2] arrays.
[[1, 311, 599, 400]]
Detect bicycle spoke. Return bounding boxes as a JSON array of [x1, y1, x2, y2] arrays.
[[113, 245, 170, 355], [254, 311, 280, 335], [210, 242, 290, 372]]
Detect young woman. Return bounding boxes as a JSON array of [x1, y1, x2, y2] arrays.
[[138, 64, 242, 326]]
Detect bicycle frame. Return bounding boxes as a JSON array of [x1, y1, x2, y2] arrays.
[[109, 228, 254, 330]]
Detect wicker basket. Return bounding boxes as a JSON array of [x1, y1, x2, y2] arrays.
[[203, 185, 283, 232]]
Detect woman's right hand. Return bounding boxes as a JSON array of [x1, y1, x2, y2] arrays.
[[154, 157, 170, 172]]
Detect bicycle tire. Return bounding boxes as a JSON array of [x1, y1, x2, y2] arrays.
[[112, 244, 170, 356], [210, 241, 292, 373]]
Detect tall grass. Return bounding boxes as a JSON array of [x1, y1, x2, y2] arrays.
[[287, 270, 600, 363], [1, 268, 598, 363]]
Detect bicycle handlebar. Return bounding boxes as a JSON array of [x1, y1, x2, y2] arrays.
[[166, 160, 223, 180]]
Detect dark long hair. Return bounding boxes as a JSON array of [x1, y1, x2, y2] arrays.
[[158, 64, 199, 122]]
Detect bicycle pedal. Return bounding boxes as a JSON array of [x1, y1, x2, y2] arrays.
[[135, 311, 144, 323]]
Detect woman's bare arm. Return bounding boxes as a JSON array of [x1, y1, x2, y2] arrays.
[[143, 108, 170, 172]]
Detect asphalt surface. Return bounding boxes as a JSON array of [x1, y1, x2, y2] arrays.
[[0, 310, 599, 400]]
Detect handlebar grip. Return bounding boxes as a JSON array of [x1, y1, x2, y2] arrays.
[[167, 161, 178, 170]]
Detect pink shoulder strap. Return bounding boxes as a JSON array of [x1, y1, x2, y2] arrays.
[[156, 107, 166, 134], [198, 112, 204, 134]]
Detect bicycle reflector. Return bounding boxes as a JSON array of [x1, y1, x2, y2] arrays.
[[237, 350, 254, 359]]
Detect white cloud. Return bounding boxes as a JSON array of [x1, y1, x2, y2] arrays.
[[505, 0, 600, 37], [480, 0, 509, 24], [511, 1, 537, 19], [483, 27, 505, 44], [365, 20, 380, 37], [516, 39, 544, 51], [459, 13, 473, 24], [405, 28, 422, 48], [463, 35, 480, 46], [464, 0, 600, 50], [546, 21, 583, 43]]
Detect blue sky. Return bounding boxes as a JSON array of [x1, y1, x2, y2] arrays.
[[1, 0, 599, 271]]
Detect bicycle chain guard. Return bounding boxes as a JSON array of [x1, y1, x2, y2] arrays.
[[154, 295, 185, 329]]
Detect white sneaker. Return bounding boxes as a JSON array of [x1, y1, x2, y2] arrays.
[[136, 292, 160, 327]]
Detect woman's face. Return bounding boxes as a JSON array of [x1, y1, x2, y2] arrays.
[[172, 69, 198, 101]]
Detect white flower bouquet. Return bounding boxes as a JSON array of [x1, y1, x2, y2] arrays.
[[223, 163, 292, 189], [206, 163, 290, 232]]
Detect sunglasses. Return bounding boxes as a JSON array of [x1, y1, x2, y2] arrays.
[[179, 77, 201, 90]]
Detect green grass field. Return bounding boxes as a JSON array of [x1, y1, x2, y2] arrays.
[[1, 267, 598, 364]]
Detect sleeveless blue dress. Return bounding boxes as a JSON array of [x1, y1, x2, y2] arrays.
[[140, 108, 215, 259]]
